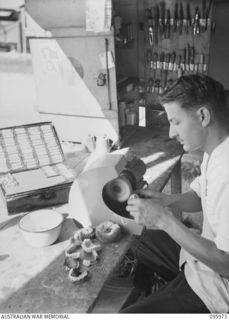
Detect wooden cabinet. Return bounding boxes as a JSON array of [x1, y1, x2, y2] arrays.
[[115, 0, 214, 130]]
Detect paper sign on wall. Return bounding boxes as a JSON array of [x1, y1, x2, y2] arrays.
[[29, 39, 106, 118], [86, 0, 111, 32]]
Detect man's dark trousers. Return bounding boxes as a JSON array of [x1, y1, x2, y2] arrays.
[[121, 229, 209, 313]]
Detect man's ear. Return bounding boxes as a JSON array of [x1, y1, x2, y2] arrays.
[[197, 107, 211, 127]]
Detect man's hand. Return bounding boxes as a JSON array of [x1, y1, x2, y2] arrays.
[[135, 189, 171, 207], [126, 195, 172, 229], [135, 189, 202, 213]]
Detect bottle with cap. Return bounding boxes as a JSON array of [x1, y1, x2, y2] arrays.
[[119, 101, 126, 127]]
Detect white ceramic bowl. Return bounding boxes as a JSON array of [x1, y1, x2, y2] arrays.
[[18, 209, 64, 247]]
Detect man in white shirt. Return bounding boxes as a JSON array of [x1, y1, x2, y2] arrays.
[[121, 74, 229, 313]]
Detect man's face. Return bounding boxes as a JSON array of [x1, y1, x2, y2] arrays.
[[163, 101, 207, 152]]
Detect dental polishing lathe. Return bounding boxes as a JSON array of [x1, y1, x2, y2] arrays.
[[102, 157, 147, 220], [68, 153, 147, 235]]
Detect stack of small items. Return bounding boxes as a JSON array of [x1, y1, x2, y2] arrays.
[[64, 221, 122, 284]]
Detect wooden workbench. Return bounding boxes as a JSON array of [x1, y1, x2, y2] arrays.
[[0, 215, 133, 313], [0, 127, 182, 313]]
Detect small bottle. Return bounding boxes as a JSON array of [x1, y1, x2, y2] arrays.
[[139, 106, 146, 127], [129, 110, 137, 125], [119, 101, 126, 127], [126, 108, 137, 126], [126, 103, 136, 126], [85, 134, 96, 152], [95, 134, 110, 156]]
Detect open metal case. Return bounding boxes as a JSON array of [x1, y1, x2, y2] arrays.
[[0, 122, 75, 214]]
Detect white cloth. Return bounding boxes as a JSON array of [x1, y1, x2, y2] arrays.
[[179, 136, 229, 313]]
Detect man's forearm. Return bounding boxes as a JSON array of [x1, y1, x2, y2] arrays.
[[161, 213, 229, 279], [166, 190, 202, 213]]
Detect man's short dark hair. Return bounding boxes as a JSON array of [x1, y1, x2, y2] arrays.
[[159, 74, 228, 123]]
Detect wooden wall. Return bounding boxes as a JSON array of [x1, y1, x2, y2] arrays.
[[209, 1, 229, 90]]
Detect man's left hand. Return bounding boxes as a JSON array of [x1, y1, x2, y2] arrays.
[[126, 196, 173, 229]]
